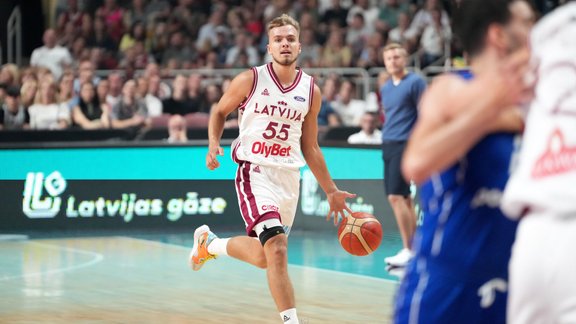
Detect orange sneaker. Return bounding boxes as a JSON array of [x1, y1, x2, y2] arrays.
[[189, 225, 217, 271]]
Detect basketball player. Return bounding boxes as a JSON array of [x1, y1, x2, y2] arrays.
[[502, 3, 576, 323], [189, 14, 356, 324], [394, 0, 535, 322], [380, 43, 427, 268]]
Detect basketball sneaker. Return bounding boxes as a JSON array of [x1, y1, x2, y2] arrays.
[[384, 248, 413, 267], [189, 225, 218, 271]]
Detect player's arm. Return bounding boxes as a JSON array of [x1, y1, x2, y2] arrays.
[[402, 49, 532, 184], [301, 84, 356, 224], [206, 69, 254, 170], [487, 107, 524, 133]]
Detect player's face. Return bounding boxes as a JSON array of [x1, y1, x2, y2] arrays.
[[267, 25, 301, 66], [383, 48, 407, 75], [504, 0, 535, 53]]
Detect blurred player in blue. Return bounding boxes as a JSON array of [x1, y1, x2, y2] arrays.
[[394, 0, 535, 323]]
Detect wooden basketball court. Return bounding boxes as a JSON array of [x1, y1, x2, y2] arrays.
[[0, 235, 399, 323]]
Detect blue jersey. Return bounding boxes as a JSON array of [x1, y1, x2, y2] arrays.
[[415, 133, 519, 277], [394, 71, 520, 324]]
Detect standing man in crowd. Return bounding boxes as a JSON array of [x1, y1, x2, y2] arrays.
[[396, 0, 534, 322], [380, 43, 426, 267], [189, 14, 355, 324]]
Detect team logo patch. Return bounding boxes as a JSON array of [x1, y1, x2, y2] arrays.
[[532, 128, 576, 178], [294, 96, 306, 102], [261, 88, 270, 96]]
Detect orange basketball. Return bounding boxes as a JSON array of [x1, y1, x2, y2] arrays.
[[338, 212, 382, 256]]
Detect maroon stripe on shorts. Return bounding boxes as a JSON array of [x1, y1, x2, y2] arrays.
[[235, 162, 251, 223], [242, 161, 260, 221]]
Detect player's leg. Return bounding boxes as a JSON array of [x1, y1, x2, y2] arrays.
[[226, 236, 267, 268], [257, 221, 296, 316], [384, 142, 415, 266], [388, 194, 415, 250]]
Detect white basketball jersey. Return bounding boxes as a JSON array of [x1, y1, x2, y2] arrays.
[[502, 3, 576, 218], [232, 63, 313, 170]]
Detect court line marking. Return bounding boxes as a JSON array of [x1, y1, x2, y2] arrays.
[[0, 241, 104, 282], [118, 236, 400, 284]]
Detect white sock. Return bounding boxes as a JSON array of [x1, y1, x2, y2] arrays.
[[280, 308, 299, 324], [207, 238, 229, 256]]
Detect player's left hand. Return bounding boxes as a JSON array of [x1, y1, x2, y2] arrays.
[[326, 190, 356, 225]]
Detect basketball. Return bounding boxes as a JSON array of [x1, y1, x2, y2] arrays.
[[338, 212, 382, 256]]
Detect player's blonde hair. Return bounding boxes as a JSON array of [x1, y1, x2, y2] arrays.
[[383, 43, 408, 56], [267, 14, 300, 35]]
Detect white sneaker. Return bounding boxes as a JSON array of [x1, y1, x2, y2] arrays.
[[384, 248, 413, 267]]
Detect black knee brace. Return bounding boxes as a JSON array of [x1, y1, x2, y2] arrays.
[[258, 226, 285, 246]]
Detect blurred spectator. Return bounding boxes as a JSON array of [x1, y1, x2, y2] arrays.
[[145, 0, 171, 24], [357, 33, 385, 69], [346, 13, 371, 58], [419, 7, 451, 67], [144, 63, 170, 95], [162, 75, 198, 116], [30, 29, 73, 80], [70, 37, 89, 66], [320, 0, 349, 29], [298, 29, 322, 67], [95, 0, 124, 42], [162, 31, 196, 67], [166, 114, 188, 143], [28, 80, 70, 130], [119, 41, 155, 70], [186, 74, 209, 113], [0, 86, 29, 130], [408, 0, 450, 38], [79, 14, 94, 41], [331, 79, 370, 126], [96, 79, 110, 107], [123, 0, 149, 30], [149, 20, 170, 63], [74, 60, 100, 96], [87, 16, 118, 53], [319, 77, 341, 128], [56, 0, 84, 29], [106, 72, 124, 107], [171, 0, 206, 40], [388, 12, 417, 52], [136, 76, 163, 117], [110, 80, 149, 129], [204, 83, 222, 113], [377, 0, 410, 32], [58, 20, 79, 49], [119, 20, 149, 53], [346, 0, 380, 34], [196, 11, 228, 52], [320, 30, 352, 67], [72, 82, 110, 129], [20, 80, 38, 109], [347, 112, 382, 144], [225, 33, 260, 68], [58, 70, 75, 106], [227, 8, 246, 33], [244, 10, 264, 39], [0, 64, 20, 88], [263, 0, 296, 22]]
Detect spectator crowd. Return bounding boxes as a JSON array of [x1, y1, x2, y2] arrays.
[[0, 0, 465, 142]]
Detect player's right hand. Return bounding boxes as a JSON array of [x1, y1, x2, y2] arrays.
[[206, 146, 224, 170]]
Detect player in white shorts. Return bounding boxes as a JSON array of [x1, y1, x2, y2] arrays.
[[188, 14, 356, 324], [501, 3, 576, 323]]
